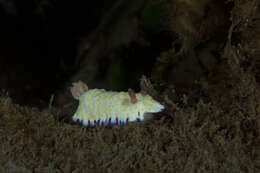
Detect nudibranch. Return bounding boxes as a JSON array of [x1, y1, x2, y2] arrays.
[[71, 80, 165, 127]]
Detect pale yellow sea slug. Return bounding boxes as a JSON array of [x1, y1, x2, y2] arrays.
[[71, 80, 165, 126]]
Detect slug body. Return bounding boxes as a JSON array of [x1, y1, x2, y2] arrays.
[[71, 82, 165, 127]]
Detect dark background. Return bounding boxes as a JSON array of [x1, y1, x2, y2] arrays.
[[0, 0, 170, 107]]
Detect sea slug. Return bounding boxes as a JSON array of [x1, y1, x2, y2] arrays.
[[71, 80, 165, 126]]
